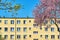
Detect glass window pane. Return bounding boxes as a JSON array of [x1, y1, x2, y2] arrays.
[[45, 27, 48, 31], [33, 31, 38, 34], [4, 35, 8, 39], [29, 27, 31, 30], [29, 35, 31, 37], [4, 27, 8, 32], [23, 27, 27, 32], [0, 27, 2, 30], [51, 27, 54, 32], [33, 24, 36, 26], [50, 20, 54, 24], [29, 20, 31, 22], [11, 20, 14, 24], [58, 35, 60, 39], [11, 27, 14, 32], [10, 35, 14, 39], [23, 35, 27, 39], [45, 35, 48, 39], [23, 20, 26, 24], [17, 27, 20, 32], [17, 20, 20, 24], [17, 35, 20, 39], [4, 20, 8, 24], [40, 35, 42, 37], [51, 35, 55, 39]]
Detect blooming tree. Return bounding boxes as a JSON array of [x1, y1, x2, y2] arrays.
[[33, 0, 60, 32]]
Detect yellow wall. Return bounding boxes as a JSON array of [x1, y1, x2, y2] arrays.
[[0, 18, 60, 40]]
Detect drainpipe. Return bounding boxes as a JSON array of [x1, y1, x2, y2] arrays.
[[15, 18, 16, 40]]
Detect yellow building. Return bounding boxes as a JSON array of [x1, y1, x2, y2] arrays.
[[0, 17, 60, 40]]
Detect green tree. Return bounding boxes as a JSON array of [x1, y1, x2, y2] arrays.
[[0, 35, 4, 40], [0, 0, 21, 17]]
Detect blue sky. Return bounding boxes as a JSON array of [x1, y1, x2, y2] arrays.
[[0, 0, 39, 18]]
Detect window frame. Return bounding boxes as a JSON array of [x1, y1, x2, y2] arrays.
[[17, 35, 21, 39], [23, 20, 26, 24], [17, 27, 21, 32], [10, 35, 14, 39], [51, 27, 54, 32], [45, 35, 48, 39], [33, 31, 38, 34], [4, 20, 8, 24], [4, 35, 8, 39], [17, 20, 20, 24], [10, 27, 14, 32], [23, 27, 27, 32], [11, 20, 14, 24], [23, 35, 27, 39], [4, 27, 8, 32], [51, 35, 55, 39]]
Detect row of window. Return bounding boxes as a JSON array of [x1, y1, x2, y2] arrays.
[[1, 19, 60, 24], [0, 35, 60, 39], [33, 28, 60, 34], [0, 35, 31, 39], [33, 35, 60, 40], [34, 20, 60, 25], [40, 35, 60, 39], [0, 20, 31, 24], [0, 27, 31, 32], [0, 27, 59, 32]]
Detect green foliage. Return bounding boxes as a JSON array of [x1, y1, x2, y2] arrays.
[[0, 35, 4, 40], [0, 0, 21, 17], [0, 0, 1, 2], [14, 4, 21, 11]]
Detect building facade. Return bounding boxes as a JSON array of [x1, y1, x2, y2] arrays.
[[0, 18, 60, 40]]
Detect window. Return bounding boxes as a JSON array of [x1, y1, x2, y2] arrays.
[[23, 35, 27, 39], [11, 27, 14, 32], [58, 35, 60, 39], [40, 35, 42, 37], [45, 27, 48, 31], [33, 24, 38, 27], [44, 20, 48, 24], [57, 20, 60, 24], [51, 35, 55, 39], [29, 35, 31, 37], [17, 20, 20, 24], [0, 20, 2, 23], [45, 35, 48, 39], [50, 20, 54, 24], [0, 27, 1, 30], [23, 20, 26, 24], [29, 20, 31, 22], [17, 27, 20, 32], [10, 35, 14, 39], [40, 27, 42, 30], [29, 27, 31, 30], [58, 28, 60, 32], [4, 20, 8, 24], [17, 35, 20, 39], [4, 35, 8, 39], [51, 27, 54, 32], [33, 31, 38, 34], [33, 39, 38, 40], [11, 20, 14, 24], [23, 27, 27, 32], [4, 27, 8, 32]]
